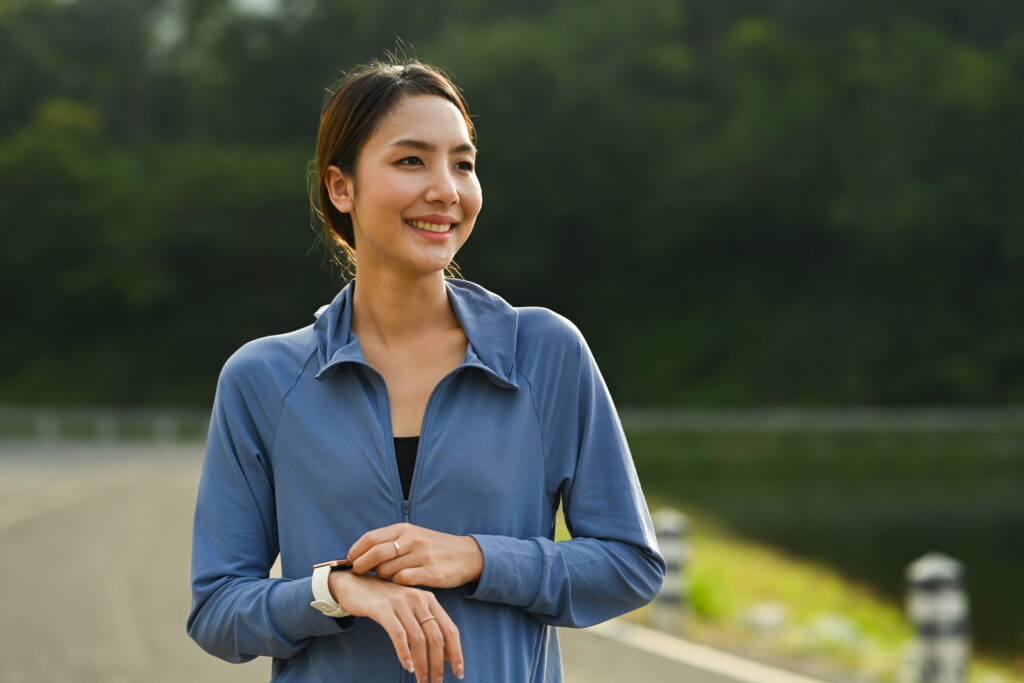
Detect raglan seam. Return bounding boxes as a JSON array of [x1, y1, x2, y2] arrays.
[[269, 344, 319, 459], [517, 367, 548, 470]]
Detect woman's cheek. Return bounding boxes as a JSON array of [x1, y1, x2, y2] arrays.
[[464, 181, 483, 218]]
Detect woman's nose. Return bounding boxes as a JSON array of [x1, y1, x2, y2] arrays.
[[425, 168, 458, 205]]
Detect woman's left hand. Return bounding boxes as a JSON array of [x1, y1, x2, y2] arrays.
[[347, 523, 484, 588]]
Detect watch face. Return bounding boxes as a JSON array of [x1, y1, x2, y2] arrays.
[[313, 559, 352, 569]]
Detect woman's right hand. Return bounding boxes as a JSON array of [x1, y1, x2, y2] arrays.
[[328, 569, 463, 682]]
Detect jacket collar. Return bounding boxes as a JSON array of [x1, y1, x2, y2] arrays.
[[312, 278, 519, 389]]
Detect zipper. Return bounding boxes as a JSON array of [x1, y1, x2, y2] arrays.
[[374, 372, 406, 513], [369, 362, 462, 514], [328, 356, 482, 683], [394, 370, 459, 683], [404, 369, 464, 511], [340, 361, 406, 517], [346, 358, 482, 517]]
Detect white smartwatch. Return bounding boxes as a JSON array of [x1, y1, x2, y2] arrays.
[[309, 559, 352, 618]]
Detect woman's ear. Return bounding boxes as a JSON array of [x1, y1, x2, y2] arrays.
[[324, 165, 355, 214]]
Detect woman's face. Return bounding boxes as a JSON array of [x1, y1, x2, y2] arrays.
[[328, 94, 482, 277]]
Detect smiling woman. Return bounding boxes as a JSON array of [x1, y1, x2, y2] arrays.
[[322, 94, 481, 278], [186, 58, 665, 683], [313, 61, 479, 278]]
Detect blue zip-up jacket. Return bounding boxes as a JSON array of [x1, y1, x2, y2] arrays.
[[187, 278, 665, 682]]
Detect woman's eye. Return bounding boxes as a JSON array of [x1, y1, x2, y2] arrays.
[[456, 160, 475, 171], [397, 156, 423, 166]]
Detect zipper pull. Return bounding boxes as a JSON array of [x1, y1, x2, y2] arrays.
[[401, 500, 410, 522]]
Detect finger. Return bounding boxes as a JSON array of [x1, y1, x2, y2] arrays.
[[347, 524, 405, 562], [422, 617, 446, 683], [391, 566, 429, 586], [379, 614, 415, 676], [373, 554, 419, 581], [398, 609, 429, 683], [351, 539, 405, 574], [434, 606, 463, 679]]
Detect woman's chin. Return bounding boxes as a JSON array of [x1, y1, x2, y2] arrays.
[[408, 248, 461, 274], [391, 255, 457, 277]]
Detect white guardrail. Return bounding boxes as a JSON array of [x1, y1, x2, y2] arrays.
[[0, 405, 211, 444], [617, 407, 1024, 432], [3, 406, 1024, 444]]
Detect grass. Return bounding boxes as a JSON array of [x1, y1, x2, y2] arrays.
[[682, 508, 1023, 682], [674, 509, 914, 681]]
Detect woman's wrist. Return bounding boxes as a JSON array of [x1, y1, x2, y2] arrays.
[[327, 566, 356, 607], [460, 535, 484, 583]]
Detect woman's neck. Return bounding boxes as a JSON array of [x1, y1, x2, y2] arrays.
[[349, 266, 457, 344]]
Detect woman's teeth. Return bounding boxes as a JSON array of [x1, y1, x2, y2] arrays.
[[407, 220, 452, 233]]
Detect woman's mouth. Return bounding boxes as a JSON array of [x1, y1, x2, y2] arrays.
[[405, 219, 455, 234]]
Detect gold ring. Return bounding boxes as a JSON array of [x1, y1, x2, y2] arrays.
[[392, 539, 402, 558], [419, 615, 437, 625]]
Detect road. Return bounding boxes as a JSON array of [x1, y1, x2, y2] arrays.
[[0, 443, 822, 682]]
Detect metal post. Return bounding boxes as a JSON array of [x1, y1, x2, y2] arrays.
[[651, 507, 688, 633], [904, 552, 970, 683]]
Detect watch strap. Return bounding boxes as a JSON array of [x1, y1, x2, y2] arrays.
[[310, 562, 350, 618]]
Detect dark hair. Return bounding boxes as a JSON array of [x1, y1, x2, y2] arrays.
[[309, 58, 474, 278]]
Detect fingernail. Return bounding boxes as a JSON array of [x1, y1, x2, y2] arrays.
[[404, 659, 414, 673], [435, 676, 443, 683], [456, 664, 464, 678]]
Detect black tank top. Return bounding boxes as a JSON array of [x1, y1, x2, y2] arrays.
[[393, 436, 418, 500]]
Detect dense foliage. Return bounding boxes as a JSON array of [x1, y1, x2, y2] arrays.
[[2, 0, 1022, 406]]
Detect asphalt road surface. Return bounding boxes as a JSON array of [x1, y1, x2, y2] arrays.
[[0, 442, 813, 683]]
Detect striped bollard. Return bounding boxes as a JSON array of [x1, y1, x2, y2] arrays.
[[652, 507, 688, 633], [904, 552, 970, 683]]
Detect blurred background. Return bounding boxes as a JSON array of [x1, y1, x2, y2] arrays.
[[1, 0, 1023, 681]]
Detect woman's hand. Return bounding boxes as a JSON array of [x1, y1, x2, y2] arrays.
[[347, 523, 484, 588], [329, 570, 463, 682]]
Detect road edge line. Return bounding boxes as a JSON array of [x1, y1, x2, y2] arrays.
[[587, 619, 828, 683]]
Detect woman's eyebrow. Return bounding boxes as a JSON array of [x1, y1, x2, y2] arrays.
[[389, 138, 477, 154]]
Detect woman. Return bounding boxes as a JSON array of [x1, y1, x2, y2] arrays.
[[187, 59, 665, 683]]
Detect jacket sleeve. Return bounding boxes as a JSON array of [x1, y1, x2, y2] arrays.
[[465, 321, 666, 627], [186, 346, 350, 662]]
